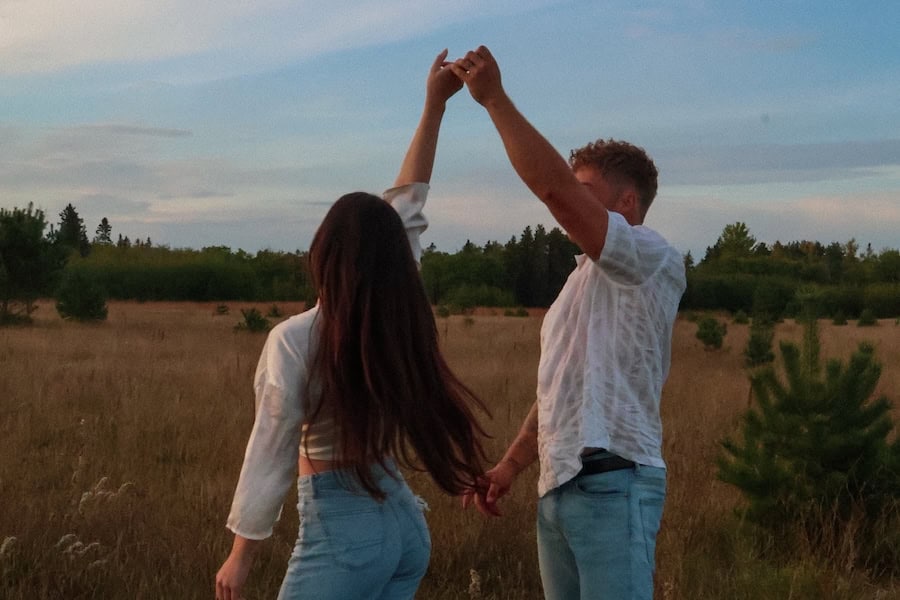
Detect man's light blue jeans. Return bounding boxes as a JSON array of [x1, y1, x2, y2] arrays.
[[536, 453, 666, 600], [277, 462, 431, 600]]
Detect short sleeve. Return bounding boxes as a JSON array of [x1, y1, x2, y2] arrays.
[[595, 212, 676, 287]]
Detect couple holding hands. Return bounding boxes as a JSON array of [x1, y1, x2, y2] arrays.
[[216, 46, 685, 600]]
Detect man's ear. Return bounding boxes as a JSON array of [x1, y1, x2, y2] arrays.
[[618, 188, 641, 224]]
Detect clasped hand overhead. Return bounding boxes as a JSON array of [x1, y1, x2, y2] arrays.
[[428, 45, 506, 108]]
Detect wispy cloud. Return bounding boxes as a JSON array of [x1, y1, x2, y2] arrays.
[[78, 193, 151, 216], [0, 1, 562, 76], [653, 188, 900, 256], [658, 140, 900, 186], [79, 125, 192, 138]]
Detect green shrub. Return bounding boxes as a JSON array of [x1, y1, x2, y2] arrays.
[[682, 311, 699, 323], [266, 304, 282, 318], [831, 310, 847, 326], [863, 283, 900, 318], [751, 278, 796, 320], [436, 305, 451, 318], [446, 304, 469, 316], [55, 269, 108, 322], [234, 308, 270, 333], [857, 308, 878, 327], [214, 304, 230, 316], [683, 273, 755, 313], [816, 285, 864, 319], [744, 320, 774, 367], [444, 284, 515, 310], [733, 310, 750, 324], [696, 316, 727, 350]]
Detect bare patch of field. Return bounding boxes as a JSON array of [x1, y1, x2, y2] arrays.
[[0, 303, 897, 598]]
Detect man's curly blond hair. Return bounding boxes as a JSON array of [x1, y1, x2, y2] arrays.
[[569, 139, 658, 218]]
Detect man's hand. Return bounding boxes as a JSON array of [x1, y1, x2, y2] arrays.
[[449, 45, 504, 107], [461, 459, 518, 517], [426, 49, 464, 108]]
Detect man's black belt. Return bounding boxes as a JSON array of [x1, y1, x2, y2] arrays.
[[577, 453, 635, 477]]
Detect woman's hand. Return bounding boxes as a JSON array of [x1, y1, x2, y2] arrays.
[[425, 48, 464, 108], [461, 459, 518, 517], [215, 536, 259, 600], [392, 49, 462, 187]]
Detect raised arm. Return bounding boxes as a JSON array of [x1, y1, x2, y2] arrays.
[[449, 46, 610, 260], [393, 49, 463, 187]]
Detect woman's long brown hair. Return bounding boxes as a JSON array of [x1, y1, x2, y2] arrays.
[[307, 192, 489, 499]]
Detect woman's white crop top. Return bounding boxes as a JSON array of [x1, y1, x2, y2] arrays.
[[225, 183, 429, 540]]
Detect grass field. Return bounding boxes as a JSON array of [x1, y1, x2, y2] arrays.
[[1, 301, 898, 599]]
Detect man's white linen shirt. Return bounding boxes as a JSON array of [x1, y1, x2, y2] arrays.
[[536, 211, 686, 497], [225, 183, 429, 540]]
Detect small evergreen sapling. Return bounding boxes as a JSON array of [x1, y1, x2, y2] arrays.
[[696, 316, 726, 350], [718, 315, 899, 570], [55, 269, 108, 322], [234, 308, 270, 332], [857, 308, 877, 327], [743, 318, 775, 367]]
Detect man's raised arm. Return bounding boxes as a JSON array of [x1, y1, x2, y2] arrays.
[[449, 46, 611, 260]]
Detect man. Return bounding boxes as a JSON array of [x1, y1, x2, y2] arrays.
[[451, 47, 686, 600]]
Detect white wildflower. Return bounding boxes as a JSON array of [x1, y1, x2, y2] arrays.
[[78, 491, 93, 514], [71, 455, 86, 485], [0, 536, 17, 558], [75, 542, 100, 556], [63, 541, 84, 556], [468, 568, 482, 599], [87, 559, 108, 571], [56, 534, 79, 549]]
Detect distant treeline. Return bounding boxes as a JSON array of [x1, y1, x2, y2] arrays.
[[68, 221, 900, 318], [682, 222, 900, 319], [69, 244, 310, 302], [63, 223, 582, 308], [4, 202, 899, 317]]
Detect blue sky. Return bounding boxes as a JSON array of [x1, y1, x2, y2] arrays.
[[2, 1, 898, 258]]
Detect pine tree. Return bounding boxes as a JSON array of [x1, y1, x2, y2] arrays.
[[55, 268, 108, 322], [743, 317, 774, 367], [718, 313, 899, 568], [0, 204, 66, 323], [94, 217, 113, 245], [57, 204, 90, 257]]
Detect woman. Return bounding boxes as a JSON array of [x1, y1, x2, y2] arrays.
[[215, 50, 489, 600]]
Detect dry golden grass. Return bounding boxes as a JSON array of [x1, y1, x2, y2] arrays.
[[0, 303, 898, 599]]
